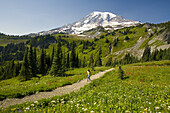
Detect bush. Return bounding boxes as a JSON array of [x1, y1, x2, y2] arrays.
[[118, 66, 124, 80]]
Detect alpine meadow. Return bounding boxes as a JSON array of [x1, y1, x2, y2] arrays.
[[0, 5, 170, 113]]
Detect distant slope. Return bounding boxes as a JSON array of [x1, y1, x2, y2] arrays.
[[76, 22, 170, 61], [27, 22, 170, 64]]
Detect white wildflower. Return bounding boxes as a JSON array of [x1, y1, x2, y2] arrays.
[[51, 100, 56, 103], [31, 104, 34, 107], [91, 111, 95, 113], [155, 107, 160, 110], [125, 111, 130, 113], [140, 106, 144, 109], [26, 107, 29, 110], [34, 101, 38, 104], [167, 106, 170, 110]]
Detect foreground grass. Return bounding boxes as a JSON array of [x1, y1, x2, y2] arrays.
[[2, 64, 170, 112], [0, 67, 110, 100]]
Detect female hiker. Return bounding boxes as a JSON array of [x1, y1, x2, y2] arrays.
[[87, 69, 91, 81]]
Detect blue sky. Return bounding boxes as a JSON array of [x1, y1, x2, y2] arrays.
[[0, 0, 170, 35]]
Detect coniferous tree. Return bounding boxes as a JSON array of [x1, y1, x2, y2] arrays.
[[50, 41, 64, 76], [2, 60, 15, 79], [66, 52, 70, 68], [95, 47, 102, 66], [70, 41, 76, 68], [82, 56, 86, 67], [164, 48, 170, 60], [62, 49, 66, 73], [89, 53, 94, 70], [46, 54, 51, 71], [99, 46, 102, 56], [105, 57, 112, 66], [112, 59, 117, 67], [113, 39, 118, 47], [51, 46, 55, 67], [39, 49, 46, 75], [142, 46, 151, 62], [79, 58, 81, 68], [105, 38, 109, 43], [19, 49, 31, 80], [0, 67, 4, 80], [118, 66, 124, 80], [125, 36, 130, 41], [28, 44, 37, 77], [34, 48, 37, 63], [108, 44, 112, 54], [151, 49, 158, 61], [32, 47, 37, 76], [10, 59, 15, 77], [49, 48, 58, 76], [13, 62, 21, 77], [76, 52, 79, 68], [44, 50, 48, 73], [95, 52, 102, 66], [33, 48, 37, 72]]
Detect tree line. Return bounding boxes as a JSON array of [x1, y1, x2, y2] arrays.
[[105, 46, 170, 67], [0, 43, 25, 62], [0, 40, 169, 81], [0, 40, 81, 81]]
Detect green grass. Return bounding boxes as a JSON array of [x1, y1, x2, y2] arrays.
[[0, 39, 29, 46], [130, 60, 170, 66], [0, 67, 110, 100], [3, 64, 169, 112], [150, 40, 166, 48], [105, 26, 147, 53]]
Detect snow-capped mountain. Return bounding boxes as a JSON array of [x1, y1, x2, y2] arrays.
[[33, 11, 140, 36]]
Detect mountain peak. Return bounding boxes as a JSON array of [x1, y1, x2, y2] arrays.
[[32, 11, 140, 36], [90, 11, 117, 18]]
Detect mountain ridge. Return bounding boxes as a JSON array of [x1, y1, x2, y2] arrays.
[[29, 11, 140, 36]]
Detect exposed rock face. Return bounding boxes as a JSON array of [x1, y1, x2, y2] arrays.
[[162, 31, 170, 41], [113, 37, 146, 59]]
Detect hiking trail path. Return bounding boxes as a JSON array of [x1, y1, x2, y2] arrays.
[[0, 68, 114, 108]]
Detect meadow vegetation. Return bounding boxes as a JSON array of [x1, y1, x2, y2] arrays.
[[2, 61, 169, 112], [0, 67, 109, 100], [0, 22, 170, 112]]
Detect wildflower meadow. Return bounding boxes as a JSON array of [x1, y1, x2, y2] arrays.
[[1, 65, 170, 113]]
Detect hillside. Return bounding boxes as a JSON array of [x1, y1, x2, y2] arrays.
[[1, 22, 169, 61], [0, 22, 170, 79], [1, 62, 169, 112], [0, 21, 169, 112], [80, 22, 170, 59]]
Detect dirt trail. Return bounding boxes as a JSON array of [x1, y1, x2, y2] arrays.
[[0, 68, 114, 108]]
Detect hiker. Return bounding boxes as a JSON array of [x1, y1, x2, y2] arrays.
[[87, 69, 91, 81]]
